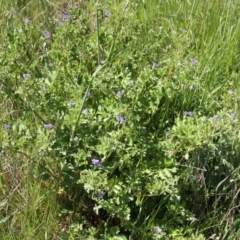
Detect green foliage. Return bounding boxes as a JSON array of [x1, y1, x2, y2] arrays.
[[1, 0, 240, 239]]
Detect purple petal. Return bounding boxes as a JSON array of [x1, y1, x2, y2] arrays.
[[116, 90, 124, 96], [230, 89, 236, 93], [4, 124, 11, 129], [62, 13, 70, 19], [82, 108, 88, 114], [91, 158, 102, 167], [99, 191, 105, 198], [44, 32, 51, 38], [105, 11, 111, 17], [190, 58, 198, 65], [23, 73, 30, 79], [230, 113, 237, 118], [116, 115, 126, 124], [25, 18, 31, 24], [73, 136, 78, 141], [155, 227, 162, 233], [129, 81, 134, 87]]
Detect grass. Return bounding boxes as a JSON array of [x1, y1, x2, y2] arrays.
[[1, 0, 240, 239]]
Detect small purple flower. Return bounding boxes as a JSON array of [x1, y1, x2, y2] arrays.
[[86, 92, 91, 97], [99, 191, 105, 198], [181, 29, 186, 34], [42, 87, 48, 91], [129, 81, 134, 87], [91, 158, 102, 167], [44, 123, 54, 129], [116, 90, 124, 96], [62, 13, 70, 19], [190, 58, 198, 65], [25, 18, 31, 24], [4, 124, 11, 129], [153, 62, 159, 68], [100, 60, 105, 65], [142, 129, 147, 134], [230, 113, 237, 118], [109, 67, 114, 71], [44, 32, 51, 38], [73, 136, 78, 141], [183, 111, 194, 116], [23, 73, 30, 79], [155, 227, 162, 233], [116, 115, 126, 124], [213, 115, 220, 121], [82, 108, 88, 114], [165, 131, 171, 135], [105, 11, 111, 17], [230, 89, 236, 94]]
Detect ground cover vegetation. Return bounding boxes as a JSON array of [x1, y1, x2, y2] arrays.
[[0, 0, 240, 239]]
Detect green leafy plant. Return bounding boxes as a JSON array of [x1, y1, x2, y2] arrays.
[[1, 0, 240, 239]]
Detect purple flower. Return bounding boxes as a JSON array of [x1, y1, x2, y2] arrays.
[[153, 62, 159, 68], [73, 136, 78, 141], [23, 73, 30, 79], [230, 89, 236, 94], [116, 90, 124, 96], [99, 191, 105, 198], [142, 129, 147, 134], [44, 32, 51, 38], [42, 87, 48, 91], [116, 115, 126, 124], [44, 123, 54, 129], [79, 51, 84, 56], [129, 81, 134, 87], [181, 29, 186, 34], [230, 113, 237, 118], [82, 108, 88, 114], [213, 115, 220, 120], [155, 227, 162, 233], [25, 18, 31, 24], [165, 131, 171, 135], [62, 13, 70, 19], [86, 92, 91, 97], [190, 58, 198, 65], [4, 124, 11, 129], [183, 111, 194, 116], [109, 67, 114, 71], [105, 11, 111, 17], [91, 158, 102, 167]]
